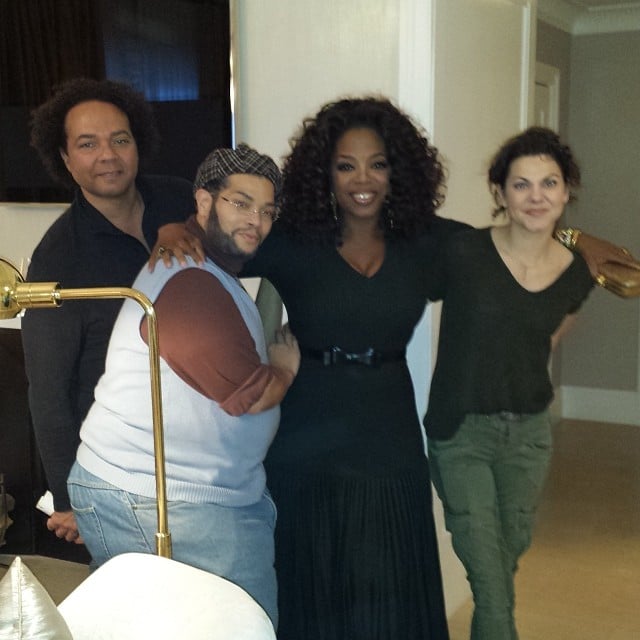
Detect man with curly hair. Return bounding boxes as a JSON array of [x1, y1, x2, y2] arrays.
[[21, 78, 194, 549]]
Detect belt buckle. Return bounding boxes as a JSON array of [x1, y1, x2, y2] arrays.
[[345, 348, 380, 366], [324, 346, 343, 366], [359, 347, 380, 367], [320, 346, 384, 367], [498, 411, 522, 422], [323, 346, 381, 366]]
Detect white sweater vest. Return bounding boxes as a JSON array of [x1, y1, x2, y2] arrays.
[[77, 257, 279, 506]]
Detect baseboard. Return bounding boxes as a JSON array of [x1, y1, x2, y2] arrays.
[[558, 385, 640, 427]]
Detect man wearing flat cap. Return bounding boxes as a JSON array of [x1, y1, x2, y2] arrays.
[[66, 144, 300, 628]]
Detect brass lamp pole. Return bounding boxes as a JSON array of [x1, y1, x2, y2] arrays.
[[0, 257, 171, 558]]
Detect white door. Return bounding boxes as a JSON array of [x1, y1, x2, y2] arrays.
[[433, 0, 536, 229]]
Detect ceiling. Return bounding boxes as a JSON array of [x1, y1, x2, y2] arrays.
[[539, 0, 640, 34], [567, 0, 640, 7]]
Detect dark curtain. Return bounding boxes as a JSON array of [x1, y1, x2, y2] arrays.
[[0, 0, 105, 107], [0, 0, 230, 200], [195, 0, 230, 102], [100, 0, 229, 103]]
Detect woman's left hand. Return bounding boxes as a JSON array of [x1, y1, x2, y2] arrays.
[[574, 232, 640, 278], [149, 222, 206, 271]]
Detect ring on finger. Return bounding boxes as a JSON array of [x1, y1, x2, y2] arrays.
[[157, 246, 167, 256]]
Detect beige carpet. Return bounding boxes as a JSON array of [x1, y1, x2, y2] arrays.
[[0, 554, 89, 605], [447, 419, 640, 640]]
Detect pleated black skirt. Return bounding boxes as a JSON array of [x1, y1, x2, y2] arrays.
[[268, 467, 450, 640]]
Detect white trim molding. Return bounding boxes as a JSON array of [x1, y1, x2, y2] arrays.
[[559, 385, 640, 426], [538, 0, 640, 34], [521, 1, 536, 127], [535, 61, 560, 130], [397, 0, 436, 133]]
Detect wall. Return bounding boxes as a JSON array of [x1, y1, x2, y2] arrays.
[[561, 31, 640, 424], [0, 203, 67, 328], [433, 0, 534, 230], [535, 17, 640, 426], [232, 0, 400, 163]]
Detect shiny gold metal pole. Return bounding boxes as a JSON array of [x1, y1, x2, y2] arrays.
[[0, 258, 172, 558]]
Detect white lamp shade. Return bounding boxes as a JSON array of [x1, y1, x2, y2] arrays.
[[58, 553, 276, 640]]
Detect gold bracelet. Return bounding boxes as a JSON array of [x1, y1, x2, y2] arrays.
[[555, 227, 582, 250]]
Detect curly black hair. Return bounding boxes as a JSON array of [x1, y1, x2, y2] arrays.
[[278, 97, 446, 243], [30, 77, 160, 189], [488, 126, 581, 216]]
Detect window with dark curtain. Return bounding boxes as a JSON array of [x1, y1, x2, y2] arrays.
[[0, 0, 231, 202]]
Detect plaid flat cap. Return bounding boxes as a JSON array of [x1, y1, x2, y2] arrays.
[[193, 143, 282, 198]]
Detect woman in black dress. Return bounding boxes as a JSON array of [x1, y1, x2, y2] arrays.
[[241, 98, 459, 639]]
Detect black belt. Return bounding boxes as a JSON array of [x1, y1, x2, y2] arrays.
[[301, 346, 406, 367]]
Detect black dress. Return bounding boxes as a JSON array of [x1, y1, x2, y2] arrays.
[[243, 219, 462, 639]]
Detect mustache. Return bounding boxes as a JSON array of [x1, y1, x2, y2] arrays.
[[234, 226, 263, 241]]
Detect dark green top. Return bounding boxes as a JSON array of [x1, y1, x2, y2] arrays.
[[424, 227, 594, 440]]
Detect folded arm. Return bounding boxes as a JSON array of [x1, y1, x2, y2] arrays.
[[140, 268, 299, 415]]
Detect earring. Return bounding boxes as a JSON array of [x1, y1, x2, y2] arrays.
[[330, 192, 338, 222], [385, 196, 394, 230]]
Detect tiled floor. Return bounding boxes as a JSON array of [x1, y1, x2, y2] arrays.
[[447, 419, 640, 640]]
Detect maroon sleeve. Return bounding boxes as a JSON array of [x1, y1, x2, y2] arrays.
[[140, 267, 276, 416]]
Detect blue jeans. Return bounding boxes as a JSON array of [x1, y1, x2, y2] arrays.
[[428, 411, 552, 640], [68, 462, 278, 627]]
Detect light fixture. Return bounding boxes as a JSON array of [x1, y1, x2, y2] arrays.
[[0, 257, 171, 558]]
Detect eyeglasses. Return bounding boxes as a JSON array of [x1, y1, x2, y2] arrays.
[[219, 196, 279, 222]]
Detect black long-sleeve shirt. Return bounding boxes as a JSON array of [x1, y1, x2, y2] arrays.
[[21, 175, 194, 511]]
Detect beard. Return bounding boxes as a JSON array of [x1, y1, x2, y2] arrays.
[[205, 209, 261, 259]]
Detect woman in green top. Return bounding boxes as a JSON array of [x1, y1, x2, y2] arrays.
[[426, 127, 594, 640]]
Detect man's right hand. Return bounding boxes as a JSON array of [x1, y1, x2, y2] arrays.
[[47, 510, 84, 544], [148, 222, 205, 271]]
